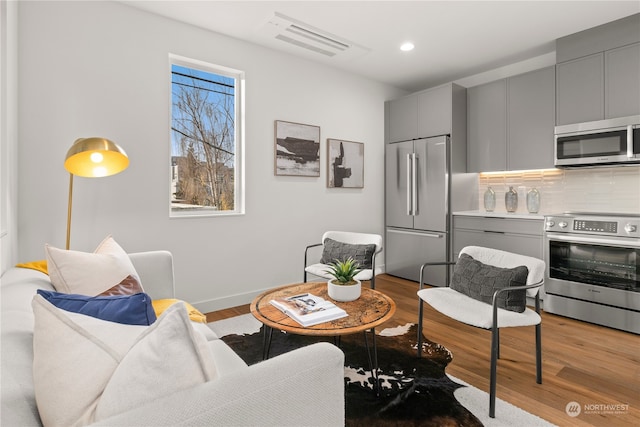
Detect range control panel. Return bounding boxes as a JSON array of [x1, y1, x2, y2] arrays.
[[544, 213, 640, 237], [573, 220, 617, 233]]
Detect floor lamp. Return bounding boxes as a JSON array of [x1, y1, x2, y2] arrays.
[[64, 137, 129, 250]]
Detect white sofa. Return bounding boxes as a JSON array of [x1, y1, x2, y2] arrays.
[[1, 251, 345, 426]]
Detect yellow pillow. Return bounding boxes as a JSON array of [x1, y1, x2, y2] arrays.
[[152, 299, 207, 324], [16, 260, 49, 275]]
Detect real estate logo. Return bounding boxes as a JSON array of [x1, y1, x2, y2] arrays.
[[565, 401, 581, 417], [565, 400, 630, 417]]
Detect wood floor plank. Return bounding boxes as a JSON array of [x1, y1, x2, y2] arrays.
[[205, 274, 640, 426]]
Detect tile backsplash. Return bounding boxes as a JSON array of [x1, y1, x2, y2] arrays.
[[478, 167, 640, 215]]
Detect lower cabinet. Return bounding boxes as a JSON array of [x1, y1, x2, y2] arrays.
[[452, 215, 543, 261]]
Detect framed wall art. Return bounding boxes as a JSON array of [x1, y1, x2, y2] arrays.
[[274, 120, 320, 177], [327, 139, 364, 188]]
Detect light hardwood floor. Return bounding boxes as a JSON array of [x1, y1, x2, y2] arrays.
[[206, 274, 640, 427]]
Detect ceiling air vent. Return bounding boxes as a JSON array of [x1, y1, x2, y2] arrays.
[[260, 12, 369, 60]]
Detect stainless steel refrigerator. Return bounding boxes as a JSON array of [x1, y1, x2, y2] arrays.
[[385, 135, 475, 286]]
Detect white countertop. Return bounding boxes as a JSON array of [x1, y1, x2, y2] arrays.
[[453, 210, 545, 220]]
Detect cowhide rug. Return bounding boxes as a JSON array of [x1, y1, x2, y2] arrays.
[[221, 323, 483, 426]]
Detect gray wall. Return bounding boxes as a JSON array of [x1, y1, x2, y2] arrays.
[[16, 1, 405, 311]]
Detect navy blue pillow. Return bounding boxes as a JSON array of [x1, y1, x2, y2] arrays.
[[37, 289, 157, 325]]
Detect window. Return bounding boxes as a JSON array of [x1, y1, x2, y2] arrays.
[[170, 55, 244, 217]]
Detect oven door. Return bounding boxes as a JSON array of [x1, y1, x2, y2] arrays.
[[544, 233, 640, 310]]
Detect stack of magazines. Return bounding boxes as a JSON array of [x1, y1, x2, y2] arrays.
[[270, 293, 348, 327]]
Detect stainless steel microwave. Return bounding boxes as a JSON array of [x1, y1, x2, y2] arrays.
[[554, 115, 640, 167]]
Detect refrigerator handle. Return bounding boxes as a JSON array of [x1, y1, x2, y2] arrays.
[[411, 153, 418, 215], [627, 125, 634, 158], [406, 153, 412, 215]]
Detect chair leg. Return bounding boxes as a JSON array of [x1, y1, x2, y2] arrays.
[[417, 299, 424, 357], [489, 325, 499, 418], [535, 322, 542, 384]]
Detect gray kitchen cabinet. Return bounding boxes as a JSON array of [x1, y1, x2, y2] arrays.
[[467, 66, 554, 172], [386, 94, 418, 143], [386, 83, 466, 144], [467, 79, 507, 172], [556, 45, 640, 125], [452, 215, 543, 260], [605, 42, 640, 119], [556, 53, 604, 126], [418, 84, 452, 138], [555, 13, 640, 125], [508, 66, 556, 170]]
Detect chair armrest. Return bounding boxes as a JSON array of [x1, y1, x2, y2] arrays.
[[491, 279, 545, 325], [419, 261, 456, 289], [90, 342, 345, 426], [304, 243, 323, 281], [304, 243, 323, 264], [491, 279, 544, 303]]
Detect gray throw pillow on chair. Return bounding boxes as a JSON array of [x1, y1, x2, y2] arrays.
[[320, 238, 376, 269], [450, 253, 528, 313]]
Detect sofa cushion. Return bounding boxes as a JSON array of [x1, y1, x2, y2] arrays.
[[319, 238, 376, 269], [45, 235, 143, 296], [32, 296, 217, 427], [37, 289, 157, 326], [450, 253, 528, 313]]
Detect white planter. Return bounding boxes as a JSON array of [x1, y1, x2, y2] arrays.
[[327, 279, 361, 302]]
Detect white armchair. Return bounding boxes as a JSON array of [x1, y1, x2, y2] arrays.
[[304, 231, 383, 289], [416, 246, 545, 418]]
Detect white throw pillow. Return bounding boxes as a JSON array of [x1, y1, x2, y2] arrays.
[[95, 302, 218, 422], [45, 235, 143, 296], [32, 296, 217, 427]]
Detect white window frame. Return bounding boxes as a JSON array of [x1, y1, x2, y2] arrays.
[[169, 54, 245, 218]]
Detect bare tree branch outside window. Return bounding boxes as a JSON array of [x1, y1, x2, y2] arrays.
[[170, 62, 239, 215]]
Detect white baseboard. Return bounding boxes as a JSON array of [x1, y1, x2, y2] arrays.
[[193, 265, 387, 314]]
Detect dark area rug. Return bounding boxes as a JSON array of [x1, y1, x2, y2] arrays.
[[221, 324, 483, 426]]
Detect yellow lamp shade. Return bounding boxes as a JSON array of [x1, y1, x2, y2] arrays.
[[64, 137, 129, 177]]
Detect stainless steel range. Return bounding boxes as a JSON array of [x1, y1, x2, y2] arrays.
[[544, 212, 640, 334]]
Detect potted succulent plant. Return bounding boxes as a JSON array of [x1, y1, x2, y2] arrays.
[[325, 257, 362, 302]]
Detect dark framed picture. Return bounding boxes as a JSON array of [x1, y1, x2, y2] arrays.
[[274, 120, 320, 177], [327, 139, 364, 188]]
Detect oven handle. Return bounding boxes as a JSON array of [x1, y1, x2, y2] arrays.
[[545, 232, 640, 248]]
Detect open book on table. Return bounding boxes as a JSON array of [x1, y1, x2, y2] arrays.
[[270, 293, 348, 327]]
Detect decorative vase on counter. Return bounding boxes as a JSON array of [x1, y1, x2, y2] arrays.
[[505, 186, 518, 213], [483, 186, 496, 212], [527, 188, 541, 214]]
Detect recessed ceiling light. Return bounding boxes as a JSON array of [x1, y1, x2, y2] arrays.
[[400, 42, 415, 52]]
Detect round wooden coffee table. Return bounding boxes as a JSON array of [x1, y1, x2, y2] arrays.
[[251, 281, 396, 394]]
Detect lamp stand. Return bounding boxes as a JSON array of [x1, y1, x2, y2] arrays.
[[66, 173, 74, 250]]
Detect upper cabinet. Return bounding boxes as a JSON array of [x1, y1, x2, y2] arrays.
[[508, 66, 556, 170], [556, 54, 604, 125], [417, 84, 453, 138], [386, 83, 465, 143], [467, 79, 507, 172], [605, 43, 640, 119], [556, 14, 640, 125], [467, 66, 555, 172], [387, 94, 418, 143]]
